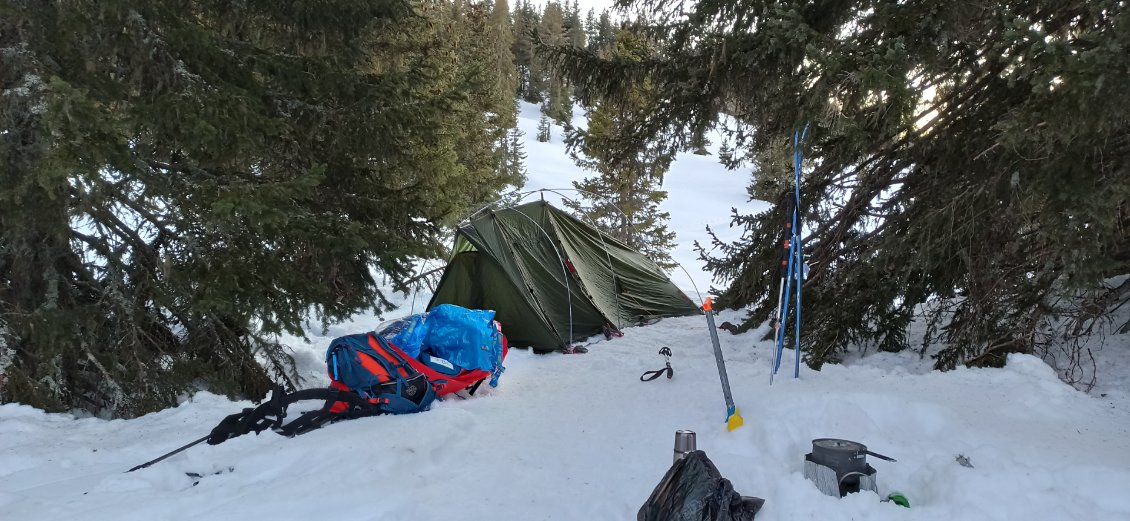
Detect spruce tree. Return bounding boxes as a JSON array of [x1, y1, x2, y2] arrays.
[[538, 2, 572, 123], [687, 125, 711, 156], [564, 1, 586, 49], [545, 80, 574, 125], [717, 141, 735, 166], [536, 114, 552, 142], [587, 7, 605, 49], [589, 10, 615, 52], [563, 31, 678, 270], [546, 1, 1130, 378], [493, 100, 528, 188], [504, 126, 530, 184], [511, 0, 542, 102], [0, 0, 519, 417], [439, 1, 523, 202], [490, 0, 519, 113]]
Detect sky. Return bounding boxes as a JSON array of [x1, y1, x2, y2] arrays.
[[528, 0, 622, 16], [2, 101, 1127, 521], [569, 0, 619, 13]]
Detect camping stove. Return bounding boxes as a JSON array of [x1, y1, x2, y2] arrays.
[[803, 438, 893, 498]]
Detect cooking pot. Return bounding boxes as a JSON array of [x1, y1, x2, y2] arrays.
[[810, 438, 896, 477]]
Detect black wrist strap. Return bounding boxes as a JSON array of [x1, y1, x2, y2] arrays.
[[640, 347, 674, 381], [640, 363, 673, 381]]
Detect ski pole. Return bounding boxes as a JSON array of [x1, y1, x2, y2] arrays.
[[772, 209, 798, 384], [770, 275, 785, 380], [703, 297, 743, 431], [126, 397, 268, 473], [770, 208, 794, 384], [792, 125, 809, 379], [127, 435, 210, 473]]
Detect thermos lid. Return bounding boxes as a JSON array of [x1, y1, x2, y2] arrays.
[[674, 430, 697, 452]]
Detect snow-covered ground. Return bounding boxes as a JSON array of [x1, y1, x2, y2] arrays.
[[2, 102, 1128, 520]]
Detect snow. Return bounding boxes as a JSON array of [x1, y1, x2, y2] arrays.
[[2, 102, 1129, 520]]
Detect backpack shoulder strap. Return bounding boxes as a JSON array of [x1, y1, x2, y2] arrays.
[[368, 333, 419, 376], [207, 387, 383, 444], [328, 334, 400, 398]]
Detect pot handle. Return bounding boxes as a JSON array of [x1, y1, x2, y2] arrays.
[[866, 450, 897, 462]]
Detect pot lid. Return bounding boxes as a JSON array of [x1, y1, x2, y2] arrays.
[[812, 438, 866, 452]]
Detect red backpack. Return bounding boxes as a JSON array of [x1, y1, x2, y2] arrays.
[[325, 332, 437, 415], [202, 331, 507, 444]]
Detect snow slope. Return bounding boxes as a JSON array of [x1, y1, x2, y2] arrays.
[[2, 102, 1128, 521], [2, 312, 1128, 520]]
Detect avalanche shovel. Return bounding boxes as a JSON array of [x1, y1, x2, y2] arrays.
[[703, 298, 743, 431]]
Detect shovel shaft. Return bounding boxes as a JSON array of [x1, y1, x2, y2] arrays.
[[705, 309, 735, 410]]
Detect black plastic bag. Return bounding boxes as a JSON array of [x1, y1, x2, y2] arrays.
[[638, 450, 765, 521]]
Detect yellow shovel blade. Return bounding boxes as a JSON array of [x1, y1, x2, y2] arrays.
[[726, 407, 744, 431]]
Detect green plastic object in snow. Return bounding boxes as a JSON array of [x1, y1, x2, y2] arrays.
[[887, 492, 910, 508]]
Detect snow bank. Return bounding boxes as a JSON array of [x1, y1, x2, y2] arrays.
[[2, 313, 1128, 521]]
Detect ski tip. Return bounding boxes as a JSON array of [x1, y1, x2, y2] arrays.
[[702, 297, 713, 312]]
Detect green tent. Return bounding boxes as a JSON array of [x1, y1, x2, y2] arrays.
[[427, 201, 701, 352]]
